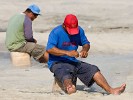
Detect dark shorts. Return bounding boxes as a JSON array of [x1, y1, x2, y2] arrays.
[[50, 62, 100, 87]]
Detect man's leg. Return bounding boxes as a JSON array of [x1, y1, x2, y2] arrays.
[[51, 63, 77, 94], [76, 62, 126, 95], [93, 71, 126, 95], [38, 51, 49, 63], [63, 79, 76, 94], [15, 42, 48, 63]]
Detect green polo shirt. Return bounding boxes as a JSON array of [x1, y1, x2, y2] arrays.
[[5, 13, 26, 51]]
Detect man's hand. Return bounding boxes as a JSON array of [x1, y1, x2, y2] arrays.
[[79, 44, 90, 58], [66, 50, 79, 58], [79, 50, 88, 58]]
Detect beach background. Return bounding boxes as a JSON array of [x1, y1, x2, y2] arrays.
[[0, 0, 133, 100]]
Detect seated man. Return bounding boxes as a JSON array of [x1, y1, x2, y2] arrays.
[[46, 14, 126, 95], [5, 4, 48, 63]]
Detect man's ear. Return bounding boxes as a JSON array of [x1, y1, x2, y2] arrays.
[[62, 24, 66, 28]]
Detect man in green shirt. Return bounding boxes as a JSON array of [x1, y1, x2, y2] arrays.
[[5, 4, 48, 63]]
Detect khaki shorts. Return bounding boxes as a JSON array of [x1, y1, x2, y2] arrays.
[[14, 42, 45, 60]]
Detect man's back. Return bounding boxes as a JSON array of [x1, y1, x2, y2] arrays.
[[6, 13, 26, 51]]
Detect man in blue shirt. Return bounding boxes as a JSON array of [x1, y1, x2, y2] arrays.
[[46, 14, 126, 94]]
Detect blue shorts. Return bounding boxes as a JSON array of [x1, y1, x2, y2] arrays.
[[50, 62, 100, 87]]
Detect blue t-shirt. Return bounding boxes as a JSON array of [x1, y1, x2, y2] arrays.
[[46, 25, 90, 69]]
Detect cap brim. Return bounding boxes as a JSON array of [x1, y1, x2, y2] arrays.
[[66, 27, 79, 35], [30, 10, 41, 15], [33, 12, 41, 15]]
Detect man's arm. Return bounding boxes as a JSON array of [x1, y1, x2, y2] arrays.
[[80, 44, 90, 58], [47, 47, 79, 58], [24, 15, 36, 43]]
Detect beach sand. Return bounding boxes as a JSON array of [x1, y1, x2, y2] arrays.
[[0, 0, 133, 100]]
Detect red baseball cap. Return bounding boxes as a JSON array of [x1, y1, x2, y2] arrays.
[[63, 14, 79, 35]]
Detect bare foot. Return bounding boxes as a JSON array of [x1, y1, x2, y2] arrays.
[[111, 84, 126, 95], [63, 79, 76, 94]]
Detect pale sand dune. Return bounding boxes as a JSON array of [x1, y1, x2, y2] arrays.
[[87, 33, 133, 54], [0, 0, 133, 100]]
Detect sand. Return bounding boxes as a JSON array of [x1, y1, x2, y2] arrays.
[[0, 0, 133, 100]]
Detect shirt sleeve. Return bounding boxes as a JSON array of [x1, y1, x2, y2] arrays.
[[79, 27, 90, 46], [24, 15, 35, 42], [46, 30, 58, 50]]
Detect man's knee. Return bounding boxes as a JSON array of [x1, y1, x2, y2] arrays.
[[52, 78, 76, 94], [63, 79, 76, 94], [38, 51, 49, 63]]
